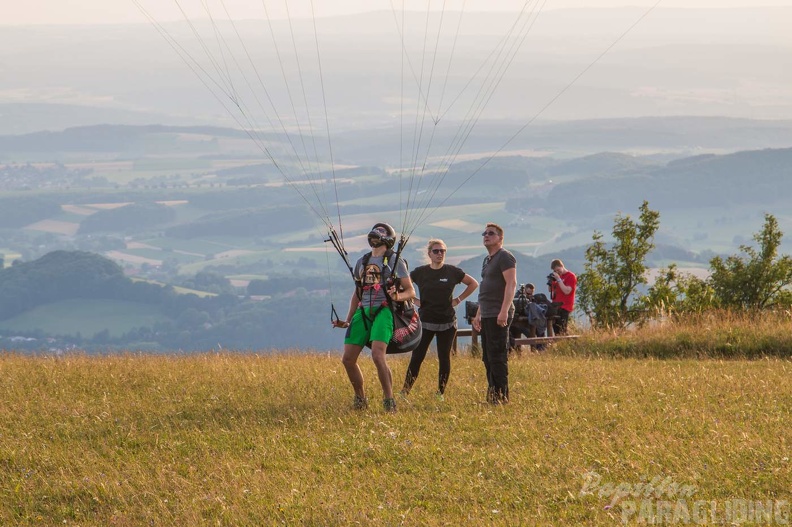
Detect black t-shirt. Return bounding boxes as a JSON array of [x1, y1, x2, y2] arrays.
[[478, 248, 516, 318], [410, 264, 466, 324]]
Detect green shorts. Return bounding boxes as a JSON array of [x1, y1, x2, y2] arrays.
[[344, 306, 394, 347]]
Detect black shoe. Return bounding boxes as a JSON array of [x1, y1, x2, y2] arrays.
[[383, 397, 397, 413], [352, 395, 368, 410]]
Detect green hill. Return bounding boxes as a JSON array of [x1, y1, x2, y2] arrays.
[[0, 298, 170, 338], [544, 147, 792, 217]]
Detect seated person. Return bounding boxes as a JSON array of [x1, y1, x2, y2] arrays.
[[509, 284, 536, 349], [509, 284, 550, 351]]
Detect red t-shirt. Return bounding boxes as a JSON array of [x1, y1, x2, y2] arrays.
[[551, 271, 577, 312]]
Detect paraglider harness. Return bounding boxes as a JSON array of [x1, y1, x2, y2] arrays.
[[355, 248, 399, 329], [326, 229, 421, 354], [356, 248, 422, 354]]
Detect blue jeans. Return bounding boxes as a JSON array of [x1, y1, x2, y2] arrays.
[[480, 316, 512, 402]]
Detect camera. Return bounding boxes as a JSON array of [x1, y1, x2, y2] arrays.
[[464, 300, 479, 324], [546, 273, 557, 286], [514, 286, 530, 315]]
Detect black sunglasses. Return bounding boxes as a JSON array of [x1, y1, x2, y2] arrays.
[[482, 230, 498, 237], [431, 248, 447, 254]]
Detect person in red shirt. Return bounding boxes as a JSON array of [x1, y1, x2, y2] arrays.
[[548, 259, 577, 335]]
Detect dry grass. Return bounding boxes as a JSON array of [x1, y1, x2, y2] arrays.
[[1, 346, 790, 525], [559, 310, 792, 359]]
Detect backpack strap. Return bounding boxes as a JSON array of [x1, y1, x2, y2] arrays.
[[355, 249, 395, 288], [355, 249, 398, 329]]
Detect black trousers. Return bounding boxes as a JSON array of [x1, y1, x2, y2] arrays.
[[553, 308, 571, 335], [404, 325, 456, 394], [480, 316, 511, 402]]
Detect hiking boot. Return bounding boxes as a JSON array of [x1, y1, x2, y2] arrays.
[[486, 390, 508, 405], [488, 394, 509, 405], [352, 395, 368, 410], [486, 390, 497, 405], [383, 397, 397, 413]]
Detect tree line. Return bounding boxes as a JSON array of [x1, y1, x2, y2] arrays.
[[577, 201, 792, 328]]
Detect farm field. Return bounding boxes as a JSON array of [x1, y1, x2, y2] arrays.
[[0, 352, 788, 525], [0, 299, 169, 338], [5, 124, 790, 311], [1, 132, 734, 287], [129, 278, 218, 298]]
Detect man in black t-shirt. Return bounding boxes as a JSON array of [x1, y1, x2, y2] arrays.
[[472, 223, 517, 404]]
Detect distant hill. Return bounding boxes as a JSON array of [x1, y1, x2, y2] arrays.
[[78, 202, 177, 234], [0, 298, 170, 339], [165, 205, 314, 239], [0, 103, 203, 136], [547, 152, 656, 178], [544, 146, 792, 217], [0, 124, 253, 154], [0, 251, 337, 351], [3, 118, 792, 164], [0, 251, 140, 320], [333, 117, 792, 165], [0, 196, 61, 228]]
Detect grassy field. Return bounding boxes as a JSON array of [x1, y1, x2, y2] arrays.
[[560, 311, 792, 360], [0, 350, 789, 525]]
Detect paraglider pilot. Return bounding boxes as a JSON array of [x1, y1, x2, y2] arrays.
[[333, 222, 415, 413]]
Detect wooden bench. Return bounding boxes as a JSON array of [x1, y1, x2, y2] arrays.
[[453, 323, 579, 353], [453, 327, 478, 354], [514, 335, 580, 347]]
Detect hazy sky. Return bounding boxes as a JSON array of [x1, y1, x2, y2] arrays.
[[4, 0, 792, 25]]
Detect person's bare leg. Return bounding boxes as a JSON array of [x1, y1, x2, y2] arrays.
[[370, 341, 393, 399], [341, 344, 365, 398]]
